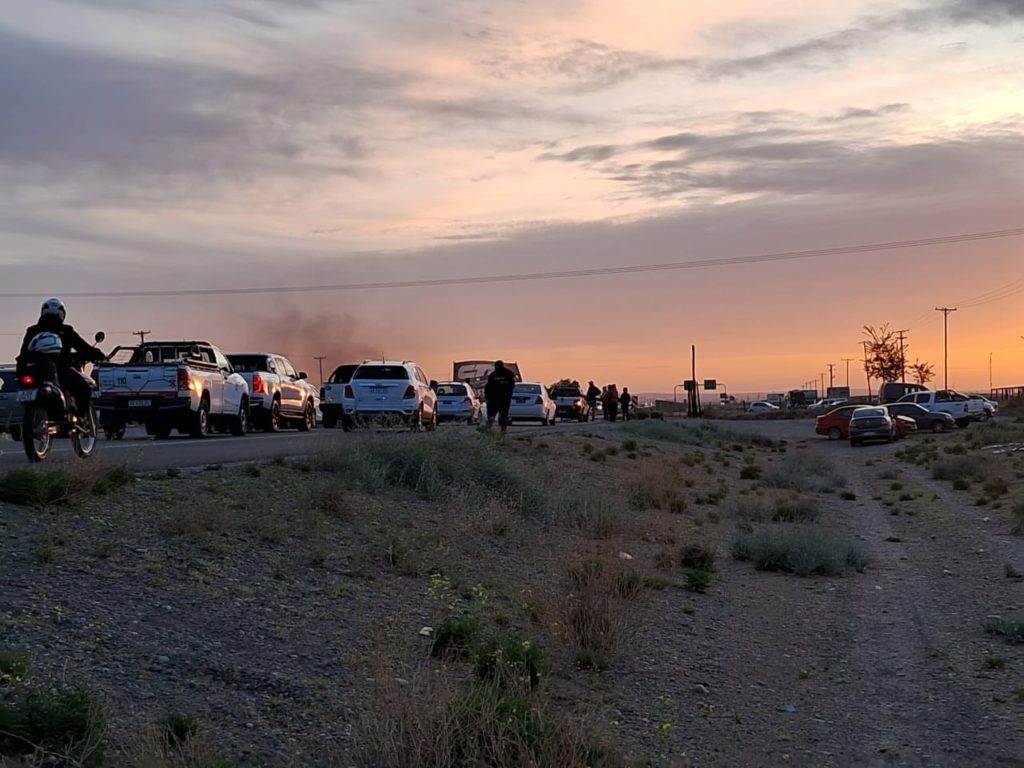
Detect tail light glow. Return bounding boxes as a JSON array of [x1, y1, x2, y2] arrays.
[[344, 384, 354, 399], [403, 385, 416, 399], [463, 397, 472, 404], [177, 369, 191, 391], [535, 396, 543, 405], [252, 373, 265, 394], [20, 375, 34, 387]]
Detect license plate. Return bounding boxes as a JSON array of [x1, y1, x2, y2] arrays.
[[515, 398, 528, 403], [16, 390, 37, 402], [369, 387, 387, 394], [128, 399, 152, 408]]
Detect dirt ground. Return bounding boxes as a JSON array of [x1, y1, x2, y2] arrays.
[[1, 416, 1022, 767]]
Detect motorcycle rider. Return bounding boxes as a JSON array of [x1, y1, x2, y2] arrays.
[[17, 298, 105, 419]]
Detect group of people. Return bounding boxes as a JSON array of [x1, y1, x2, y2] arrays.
[[585, 381, 634, 422]]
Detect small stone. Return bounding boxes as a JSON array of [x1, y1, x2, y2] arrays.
[[156, 655, 170, 664], [419, 627, 433, 637], [694, 684, 710, 695], [982, 516, 991, 522], [618, 551, 633, 560]]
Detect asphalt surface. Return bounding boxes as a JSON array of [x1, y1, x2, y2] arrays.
[[0, 419, 611, 472]]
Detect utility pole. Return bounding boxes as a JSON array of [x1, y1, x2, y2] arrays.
[[862, 341, 872, 400], [314, 355, 327, 386], [841, 358, 856, 388], [989, 352, 993, 392], [935, 307, 957, 389], [895, 329, 908, 386], [819, 372, 825, 398], [827, 363, 835, 395], [132, 329, 151, 345]]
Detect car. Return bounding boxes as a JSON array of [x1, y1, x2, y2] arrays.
[[549, 382, 591, 422], [342, 360, 438, 431], [227, 353, 319, 432], [747, 401, 780, 413], [878, 382, 928, 404], [435, 381, 482, 424], [883, 402, 957, 433], [809, 397, 846, 412], [968, 394, 998, 419], [320, 363, 359, 428], [893, 414, 918, 439], [508, 382, 557, 426], [896, 389, 985, 427], [848, 406, 896, 446], [0, 365, 23, 441], [814, 404, 865, 440]]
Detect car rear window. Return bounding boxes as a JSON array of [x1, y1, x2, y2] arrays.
[[854, 408, 886, 418], [328, 365, 357, 384], [0, 371, 18, 391], [353, 365, 409, 381], [132, 345, 204, 364], [227, 355, 270, 373], [551, 387, 581, 398], [514, 384, 541, 394], [437, 384, 467, 396]]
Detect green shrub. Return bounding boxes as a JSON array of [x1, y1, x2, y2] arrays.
[[0, 688, 106, 767], [840, 490, 857, 501], [683, 569, 712, 593], [739, 464, 762, 480], [984, 615, 1024, 644], [732, 526, 867, 576], [473, 635, 547, 692], [0, 469, 70, 506], [762, 453, 845, 493], [0, 652, 30, 686], [679, 543, 715, 572], [160, 712, 199, 750], [771, 496, 820, 523], [431, 616, 482, 660]]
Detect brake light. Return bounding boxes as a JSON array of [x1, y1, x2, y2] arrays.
[[535, 396, 543, 405], [177, 369, 190, 391], [403, 385, 416, 399], [463, 397, 472, 404], [252, 373, 265, 394], [344, 384, 354, 399], [20, 375, 34, 387]]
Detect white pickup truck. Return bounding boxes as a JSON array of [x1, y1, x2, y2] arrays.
[[94, 341, 249, 439], [895, 389, 985, 428], [226, 352, 318, 432]]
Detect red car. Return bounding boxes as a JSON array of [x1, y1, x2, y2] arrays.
[[892, 414, 918, 438], [815, 405, 862, 439]]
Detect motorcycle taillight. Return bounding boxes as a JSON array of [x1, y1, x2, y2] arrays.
[[20, 375, 35, 387]]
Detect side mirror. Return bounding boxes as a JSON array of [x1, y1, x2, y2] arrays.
[[94, 331, 105, 344], [298, 372, 308, 380]]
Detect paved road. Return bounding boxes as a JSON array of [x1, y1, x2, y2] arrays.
[[0, 419, 613, 472]]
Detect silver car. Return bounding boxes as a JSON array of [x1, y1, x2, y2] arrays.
[[849, 406, 896, 446]]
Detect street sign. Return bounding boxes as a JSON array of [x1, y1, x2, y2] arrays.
[[704, 379, 717, 390], [683, 380, 696, 391]]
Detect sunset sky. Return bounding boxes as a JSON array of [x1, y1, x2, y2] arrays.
[[2, 0, 1022, 394]]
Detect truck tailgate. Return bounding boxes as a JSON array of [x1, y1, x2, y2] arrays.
[[97, 365, 179, 394]]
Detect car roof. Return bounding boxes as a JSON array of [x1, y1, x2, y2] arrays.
[[359, 360, 416, 367]]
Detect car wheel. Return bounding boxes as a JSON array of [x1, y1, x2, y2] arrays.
[[268, 398, 282, 432], [190, 397, 211, 438], [425, 408, 438, 432], [931, 420, 946, 434], [230, 397, 249, 436], [955, 418, 971, 429], [298, 400, 315, 432], [827, 427, 842, 441]]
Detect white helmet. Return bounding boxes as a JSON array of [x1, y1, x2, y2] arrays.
[[28, 332, 63, 356], [40, 297, 66, 322]]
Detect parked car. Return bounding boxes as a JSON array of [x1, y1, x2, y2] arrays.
[[0, 365, 23, 441], [883, 402, 957, 433], [227, 353, 318, 432], [895, 390, 985, 428], [849, 406, 896, 446], [968, 394, 998, 419], [509, 382, 557, 426], [342, 360, 438, 431], [549, 382, 590, 422], [809, 397, 846, 412], [748, 401, 780, 413], [814, 404, 865, 440], [893, 414, 918, 439], [435, 381, 482, 424], [94, 341, 249, 439], [879, 382, 928, 404], [320, 363, 359, 428]]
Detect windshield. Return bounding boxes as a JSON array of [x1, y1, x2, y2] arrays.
[[227, 355, 271, 373], [854, 408, 886, 418], [551, 387, 581, 398], [514, 384, 541, 395], [437, 384, 467, 396], [353, 365, 409, 381]]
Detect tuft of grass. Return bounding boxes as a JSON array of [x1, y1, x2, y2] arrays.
[[0, 652, 30, 686], [0, 469, 71, 506], [981, 655, 1006, 670], [771, 496, 820, 523], [678, 544, 715, 572], [952, 478, 971, 491], [932, 454, 988, 483], [732, 525, 867, 576], [473, 635, 548, 692], [160, 712, 199, 751], [839, 490, 857, 501], [762, 453, 846, 493], [431, 616, 483, 661], [683, 569, 712, 593], [1012, 501, 1024, 535], [1005, 563, 1023, 580], [739, 464, 762, 480], [0, 687, 106, 767], [984, 615, 1024, 644]]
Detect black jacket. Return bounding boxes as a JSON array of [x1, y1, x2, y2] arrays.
[[484, 366, 517, 405], [586, 384, 601, 401], [19, 317, 103, 372]]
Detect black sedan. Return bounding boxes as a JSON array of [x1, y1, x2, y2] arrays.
[[884, 402, 957, 434]]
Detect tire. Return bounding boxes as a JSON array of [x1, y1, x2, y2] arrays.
[[955, 418, 971, 429], [71, 406, 98, 458], [323, 412, 338, 429], [267, 398, 282, 432], [341, 416, 355, 432], [230, 397, 249, 436], [22, 405, 49, 462], [190, 397, 211, 438], [931, 420, 946, 434], [425, 408, 438, 432], [827, 427, 842, 440], [298, 400, 315, 432]]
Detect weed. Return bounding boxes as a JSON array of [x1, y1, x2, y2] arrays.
[[728, 497, 771, 521], [952, 478, 971, 491], [732, 526, 867, 576], [981, 656, 1006, 670], [771, 496, 820, 523], [0, 652, 30, 686], [621, 439, 638, 452], [1005, 563, 1023, 580], [160, 712, 199, 750], [679, 544, 715, 572], [473, 635, 547, 692], [840, 490, 857, 501], [589, 450, 608, 463], [0, 469, 71, 506], [932, 454, 988, 483], [568, 559, 605, 588], [242, 464, 262, 478], [683, 569, 712, 593], [739, 464, 762, 480], [889, 482, 903, 491], [898, 493, 914, 502], [653, 550, 674, 571], [762, 453, 846, 493], [552, 492, 623, 539], [984, 615, 1024, 644], [1012, 501, 1024, 535], [0, 687, 106, 767]]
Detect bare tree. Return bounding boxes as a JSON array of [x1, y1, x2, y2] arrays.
[[908, 359, 935, 386], [862, 324, 905, 383]]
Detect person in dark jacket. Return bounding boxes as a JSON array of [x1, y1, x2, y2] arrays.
[[585, 380, 601, 421], [18, 298, 104, 417], [603, 384, 619, 422], [619, 387, 633, 421], [484, 360, 517, 437]]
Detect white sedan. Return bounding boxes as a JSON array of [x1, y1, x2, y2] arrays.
[[435, 381, 482, 424], [508, 382, 557, 426], [747, 401, 780, 413]]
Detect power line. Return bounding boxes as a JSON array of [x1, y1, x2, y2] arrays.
[[0, 226, 1021, 300]]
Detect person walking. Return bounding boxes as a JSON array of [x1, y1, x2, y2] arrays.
[[619, 387, 633, 422], [585, 380, 601, 422], [603, 384, 619, 422], [484, 360, 517, 439]]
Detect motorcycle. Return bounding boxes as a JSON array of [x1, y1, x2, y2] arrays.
[[18, 332, 106, 463]]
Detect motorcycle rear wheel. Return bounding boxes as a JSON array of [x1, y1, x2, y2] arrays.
[[72, 406, 98, 458], [23, 405, 50, 463]]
